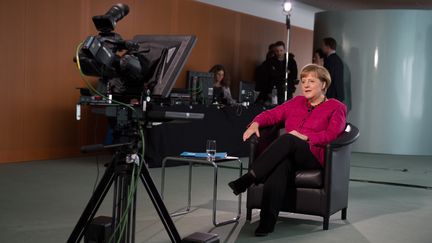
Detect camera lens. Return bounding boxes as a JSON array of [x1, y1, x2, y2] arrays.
[[105, 3, 130, 24], [92, 3, 130, 32]]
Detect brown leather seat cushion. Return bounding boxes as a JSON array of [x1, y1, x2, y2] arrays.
[[295, 170, 323, 188]]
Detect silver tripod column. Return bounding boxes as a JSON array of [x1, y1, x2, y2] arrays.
[[283, 1, 292, 102]]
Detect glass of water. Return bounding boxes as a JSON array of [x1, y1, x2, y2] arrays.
[[206, 140, 217, 161]]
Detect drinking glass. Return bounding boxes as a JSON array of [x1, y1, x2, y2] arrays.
[[206, 140, 217, 161]]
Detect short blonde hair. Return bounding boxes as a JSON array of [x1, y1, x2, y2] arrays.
[[300, 64, 331, 91]]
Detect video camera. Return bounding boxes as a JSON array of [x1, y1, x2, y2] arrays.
[[75, 3, 201, 135], [76, 3, 196, 103], [75, 3, 203, 148], [70, 5, 219, 243]]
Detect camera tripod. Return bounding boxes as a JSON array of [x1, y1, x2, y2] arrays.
[[67, 139, 184, 243], [70, 97, 161, 242], [68, 104, 217, 243]]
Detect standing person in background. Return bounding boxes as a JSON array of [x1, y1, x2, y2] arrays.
[[271, 41, 297, 104], [255, 41, 298, 105], [312, 48, 325, 66], [322, 37, 344, 102], [209, 64, 235, 105], [255, 43, 276, 104], [265, 43, 276, 60], [287, 52, 298, 100]]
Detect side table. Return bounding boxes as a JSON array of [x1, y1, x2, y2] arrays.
[[160, 156, 243, 226]]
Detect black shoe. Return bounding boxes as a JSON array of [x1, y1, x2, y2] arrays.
[[228, 172, 255, 195], [254, 224, 274, 237]]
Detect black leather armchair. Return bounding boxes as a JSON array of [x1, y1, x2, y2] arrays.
[[246, 123, 359, 230]]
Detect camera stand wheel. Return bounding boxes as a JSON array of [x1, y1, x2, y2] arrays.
[[68, 147, 220, 243]]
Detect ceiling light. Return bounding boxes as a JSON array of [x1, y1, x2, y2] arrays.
[[283, 0, 292, 14]]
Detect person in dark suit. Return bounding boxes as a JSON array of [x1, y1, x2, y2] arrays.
[[255, 41, 298, 105], [322, 37, 344, 102], [255, 43, 276, 104]]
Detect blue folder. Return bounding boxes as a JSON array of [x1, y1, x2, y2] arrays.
[[180, 152, 228, 159]]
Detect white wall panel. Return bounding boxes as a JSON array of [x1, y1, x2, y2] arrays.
[[315, 10, 432, 155]]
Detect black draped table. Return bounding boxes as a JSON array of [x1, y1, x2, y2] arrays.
[[144, 104, 266, 167]]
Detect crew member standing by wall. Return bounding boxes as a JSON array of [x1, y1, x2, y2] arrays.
[[322, 37, 344, 102], [255, 41, 298, 105]]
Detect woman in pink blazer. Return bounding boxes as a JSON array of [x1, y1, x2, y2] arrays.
[[229, 64, 347, 236]]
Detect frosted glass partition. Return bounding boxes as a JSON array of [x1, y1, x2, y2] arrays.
[[314, 10, 432, 155]]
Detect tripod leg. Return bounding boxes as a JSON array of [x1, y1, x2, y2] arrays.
[[67, 163, 117, 243], [140, 164, 182, 243], [111, 165, 137, 243], [131, 189, 137, 243]]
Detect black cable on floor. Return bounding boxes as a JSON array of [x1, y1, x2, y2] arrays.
[[351, 164, 408, 172], [349, 178, 432, 190]]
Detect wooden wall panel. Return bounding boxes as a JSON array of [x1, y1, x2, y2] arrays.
[[19, 0, 84, 161], [0, 0, 313, 163], [134, 0, 176, 35], [23, 1, 67, 150], [175, 0, 213, 87], [237, 14, 287, 90], [0, 0, 26, 162], [290, 26, 314, 73], [206, 7, 238, 82]]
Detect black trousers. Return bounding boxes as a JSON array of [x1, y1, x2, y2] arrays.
[[251, 134, 322, 227]]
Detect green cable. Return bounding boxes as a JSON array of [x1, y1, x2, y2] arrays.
[[109, 127, 145, 243], [75, 42, 136, 112], [75, 42, 147, 242]]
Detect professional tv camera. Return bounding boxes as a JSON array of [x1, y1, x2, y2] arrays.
[[70, 4, 216, 243], [76, 3, 196, 103], [78, 4, 141, 96]]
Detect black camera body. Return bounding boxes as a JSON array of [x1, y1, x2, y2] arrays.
[[77, 4, 196, 103], [77, 3, 157, 101], [76, 3, 197, 126]]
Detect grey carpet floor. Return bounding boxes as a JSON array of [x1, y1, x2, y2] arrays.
[[0, 152, 431, 243]]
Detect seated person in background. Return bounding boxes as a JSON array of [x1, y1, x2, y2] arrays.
[[209, 64, 235, 105], [228, 64, 347, 236]]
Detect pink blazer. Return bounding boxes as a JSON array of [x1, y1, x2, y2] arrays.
[[253, 96, 347, 166]]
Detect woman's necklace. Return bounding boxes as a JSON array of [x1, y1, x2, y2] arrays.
[[308, 96, 327, 112]]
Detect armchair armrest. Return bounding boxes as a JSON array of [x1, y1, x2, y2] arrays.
[[249, 134, 259, 145], [328, 123, 360, 149], [323, 123, 359, 214]]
